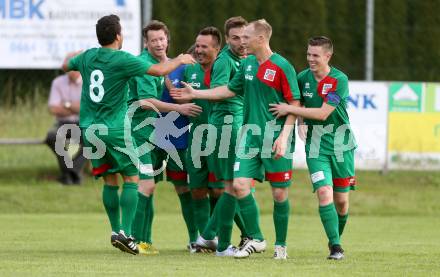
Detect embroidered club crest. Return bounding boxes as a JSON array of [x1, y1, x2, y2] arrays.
[[321, 83, 333, 95], [263, 69, 276, 81]]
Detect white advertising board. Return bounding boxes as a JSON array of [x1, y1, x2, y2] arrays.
[[293, 81, 389, 170], [0, 0, 141, 69]]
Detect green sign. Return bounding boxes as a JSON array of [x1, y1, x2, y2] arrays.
[[425, 83, 440, 113], [389, 83, 423, 112]]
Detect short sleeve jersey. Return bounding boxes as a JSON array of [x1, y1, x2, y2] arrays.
[[183, 63, 211, 127], [127, 49, 164, 126], [297, 67, 357, 155], [68, 47, 151, 130], [209, 45, 243, 124], [161, 64, 189, 150], [227, 53, 301, 145]]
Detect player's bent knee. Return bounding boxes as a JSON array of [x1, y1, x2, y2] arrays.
[[103, 174, 119, 186], [316, 185, 333, 205], [272, 187, 288, 202], [123, 175, 139, 184], [334, 192, 349, 213], [233, 178, 251, 198], [224, 184, 234, 194], [138, 179, 155, 195], [234, 188, 250, 199], [334, 198, 349, 214]]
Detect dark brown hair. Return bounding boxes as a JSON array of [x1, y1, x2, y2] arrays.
[[308, 36, 333, 53], [198, 26, 222, 47], [224, 16, 247, 37], [96, 14, 121, 46], [143, 20, 170, 42]]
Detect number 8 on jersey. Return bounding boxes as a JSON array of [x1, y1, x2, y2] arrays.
[[90, 69, 104, 103]]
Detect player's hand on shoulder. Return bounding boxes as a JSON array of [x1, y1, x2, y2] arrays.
[[177, 53, 196, 65]]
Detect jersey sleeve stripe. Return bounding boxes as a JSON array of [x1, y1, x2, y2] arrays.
[[256, 60, 295, 102]]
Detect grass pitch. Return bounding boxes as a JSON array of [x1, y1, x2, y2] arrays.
[[1, 213, 439, 276]]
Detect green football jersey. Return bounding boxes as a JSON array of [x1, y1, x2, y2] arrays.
[[209, 45, 243, 125], [297, 67, 357, 155], [183, 63, 211, 127], [68, 47, 152, 130], [227, 53, 301, 146], [127, 49, 165, 128]]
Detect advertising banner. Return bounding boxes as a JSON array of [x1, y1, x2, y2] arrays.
[[293, 81, 389, 170], [0, 0, 141, 69], [388, 82, 440, 169]]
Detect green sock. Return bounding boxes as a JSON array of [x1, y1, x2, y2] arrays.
[[143, 194, 154, 243], [237, 193, 264, 241], [338, 213, 349, 237], [209, 196, 218, 215], [131, 193, 147, 242], [102, 184, 120, 233], [273, 200, 290, 246], [178, 191, 198, 243], [202, 194, 225, 240], [234, 205, 248, 238], [217, 193, 236, 252], [192, 197, 210, 235], [319, 203, 340, 246], [119, 182, 138, 236]]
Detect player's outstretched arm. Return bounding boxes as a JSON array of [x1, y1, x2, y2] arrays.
[[147, 54, 196, 76], [164, 77, 189, 104], [170, 82, 236, 101], [61, 51, 82, 72], [269, 102, 335, 121], [139, 98, 202, 118]]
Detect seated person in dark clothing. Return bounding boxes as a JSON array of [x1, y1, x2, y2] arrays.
[[45, 70, 87, 185]]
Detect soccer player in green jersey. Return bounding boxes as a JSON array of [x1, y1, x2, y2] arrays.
[[195, 16, 250, 255], [181, 27, 223, 252], [172, 19, 301, 259], [62, 14, 195, 255], [127, 20, 202, 255], [269, 36, 357, 260]]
